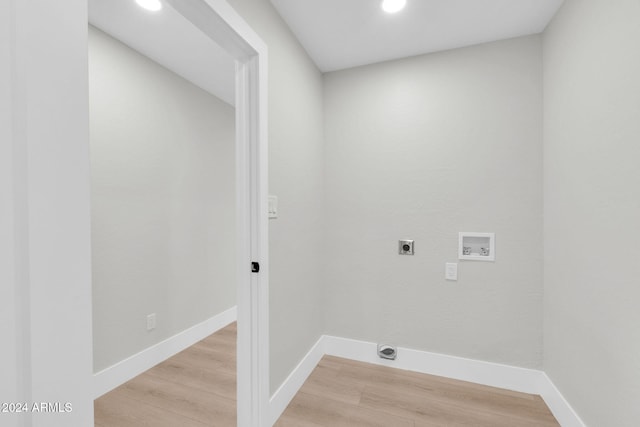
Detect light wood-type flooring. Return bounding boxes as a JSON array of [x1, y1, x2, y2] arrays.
[[95, 322, 559, 426], [94, 322, 237, 427], [276, 356, 559, 426]]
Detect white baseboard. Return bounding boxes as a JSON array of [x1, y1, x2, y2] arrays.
[[269, 334, 585, 427], [323, 335, 542, 395], [269, 337, 325, 426], [536, 373, 586, 427], [93, 306, 237, 398]]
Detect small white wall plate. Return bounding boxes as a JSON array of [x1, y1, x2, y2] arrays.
[[268, 195, 278, 219], [459, 232, 495, 261]]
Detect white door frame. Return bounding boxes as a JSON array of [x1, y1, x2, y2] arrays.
[[165, 2, 270, 425], [3, 0, 269, 426]]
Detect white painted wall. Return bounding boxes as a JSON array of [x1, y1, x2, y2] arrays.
[[226, 0, 326, 394], [543, 0, 640, 425], [89, 27, 236, 372], [323, 36, 543, 369], [0, 2, 20, 426]]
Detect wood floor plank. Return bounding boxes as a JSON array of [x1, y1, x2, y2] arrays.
[[360, 382, 555, 427], [296, 365, 365, 405], [335, 356, 555, 419], [336, 356, 534, 402], [278, 356, 559, 427], [168, 343, 227, 372], [147, 360, 237, 400], [275, 391, 415, 427], [94, 323, 237, 427], [353, 366, 555, 422], [315, 355, 348, 374], [95, 391, 210, 427], [121, 372, 236, 425]]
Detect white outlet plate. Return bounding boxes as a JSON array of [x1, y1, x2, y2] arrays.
[[146, 313, 156, 331], [445, 263, 458, 281]]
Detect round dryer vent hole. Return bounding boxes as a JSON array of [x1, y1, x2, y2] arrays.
[[377, 344, 397, 360]]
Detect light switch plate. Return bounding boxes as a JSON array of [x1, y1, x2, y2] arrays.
[[445, 263, 458, 281], [268, 195, 278, 219]]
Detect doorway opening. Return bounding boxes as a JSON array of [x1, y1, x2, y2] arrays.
[[88, 0, 269, 425]]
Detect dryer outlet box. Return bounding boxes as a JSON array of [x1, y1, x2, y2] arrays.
[[399, 240, 414, 255]]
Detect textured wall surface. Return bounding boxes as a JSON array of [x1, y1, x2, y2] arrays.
[[0, 2, 19, 424], [90, 27, 236, 372], [323, 36, 544, 369], [225, 0, 326, 394], [543, 0, 640, 425]]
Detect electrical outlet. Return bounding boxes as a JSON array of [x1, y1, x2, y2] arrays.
[[445, 263, 458, 281], [147, 313, 156, 331], [398, 239, 414, 255]]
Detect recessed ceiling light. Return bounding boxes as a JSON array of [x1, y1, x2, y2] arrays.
[[381, 0, 407, 14], [135, 0, 162, 12]]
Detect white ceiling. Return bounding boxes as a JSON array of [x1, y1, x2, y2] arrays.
[[88, 0, 236, 105], [88, 0, 564, 105], [270, 0, 565, 72]]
